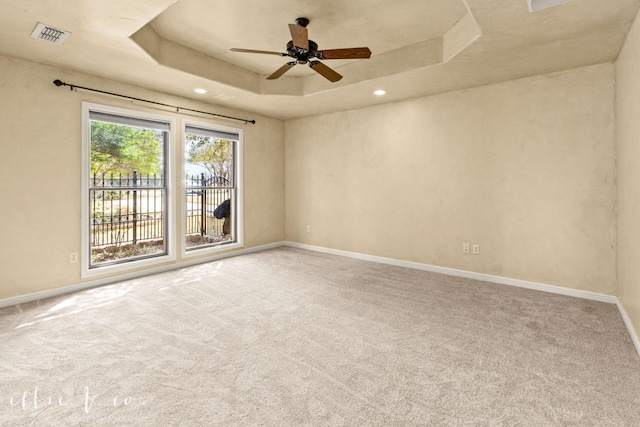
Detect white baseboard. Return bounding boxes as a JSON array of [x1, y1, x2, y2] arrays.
[[284, 242, 617, 303], [3, 240, 639, 359], [284, 241, 640, 358], [4, 241, 615, 308], [0, 242, 283, 309], [616, 300, 640, 358]]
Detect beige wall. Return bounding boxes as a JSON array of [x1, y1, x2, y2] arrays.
[[0, 54, 623, 302], [285, 63, 617, 293], [617, 8, 640, 340], [0, 55, 284, 300]]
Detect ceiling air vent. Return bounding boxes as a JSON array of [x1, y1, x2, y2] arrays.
[[527, 0, 571, 12], [30, 22, 71, 45]]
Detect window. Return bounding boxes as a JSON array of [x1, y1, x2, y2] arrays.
[[82, 103, 175, 276], [183, 121, 243, 255]]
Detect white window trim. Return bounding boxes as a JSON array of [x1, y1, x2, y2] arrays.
[[181, 119, 244, 259], [81, 102, 177, 278]]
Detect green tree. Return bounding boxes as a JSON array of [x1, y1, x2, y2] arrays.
[[91, 122, 163, 176], [186, 135, 232, 180]]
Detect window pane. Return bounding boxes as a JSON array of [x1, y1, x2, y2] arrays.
[[89, 119, 168, 267], [184, 129, 236, 250]]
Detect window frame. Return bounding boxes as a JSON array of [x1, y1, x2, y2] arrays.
[[181, 119, 243, 258], [81, 102, 176, 278]]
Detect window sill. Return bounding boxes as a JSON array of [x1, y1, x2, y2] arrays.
[[81, 252, 177, 279], [181, 240, 244, 259]]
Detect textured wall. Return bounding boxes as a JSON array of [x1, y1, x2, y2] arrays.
[[0, 55, 284, 300], [617, 8, 640, 341], [285, 64, 616, 293], [0, 55, 621, 302]]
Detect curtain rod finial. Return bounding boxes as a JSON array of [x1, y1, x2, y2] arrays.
[[53, 79, 64, 86]]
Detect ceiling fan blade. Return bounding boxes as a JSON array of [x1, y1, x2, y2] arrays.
[[267, 62, 297, 80], [288, 23, 309, 50], [230, 48, 285, 56], [309, 61, 342, 82], [317, 47, 372, 60]]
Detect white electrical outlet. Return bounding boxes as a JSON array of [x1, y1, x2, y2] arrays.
[[306, 225, 311, 233], [462, 243, 470, 254], [472, 244, 480, 255], [69, 252, 78, 264]]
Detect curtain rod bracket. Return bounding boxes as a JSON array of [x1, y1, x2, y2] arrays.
[[52, 79, 256, 125]]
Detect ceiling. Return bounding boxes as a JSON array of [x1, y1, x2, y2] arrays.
[[0, 0, 639, 120]]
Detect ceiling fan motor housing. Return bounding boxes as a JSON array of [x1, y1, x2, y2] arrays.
[[286, 40, 318, 64]]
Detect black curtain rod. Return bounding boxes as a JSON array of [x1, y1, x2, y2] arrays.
[[53, 79, 256, 125]]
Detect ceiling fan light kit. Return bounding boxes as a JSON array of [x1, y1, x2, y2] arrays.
[[230, 17, 371, 82]]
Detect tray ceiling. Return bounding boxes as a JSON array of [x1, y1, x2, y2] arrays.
[[0, 0, 638, 119]]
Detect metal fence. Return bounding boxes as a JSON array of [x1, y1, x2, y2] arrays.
[[90, 172, 231, 250], [185, 173, 232, 239], [90, 172, 165, 248]]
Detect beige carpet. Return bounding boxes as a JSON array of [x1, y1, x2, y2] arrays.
[[1, 247, 639, 426]]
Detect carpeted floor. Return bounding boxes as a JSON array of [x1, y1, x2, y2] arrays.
[[1, 247, 639, 426]]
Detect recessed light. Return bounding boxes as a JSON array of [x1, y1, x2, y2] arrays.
[[527, 0, 570, 12], [194, 88, 207, 94], [374, 90, 386, 96]]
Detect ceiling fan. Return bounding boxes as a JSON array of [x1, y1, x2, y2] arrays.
[[230, 17, 372, 82]]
